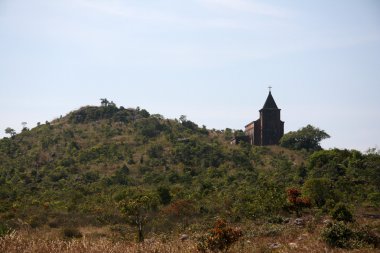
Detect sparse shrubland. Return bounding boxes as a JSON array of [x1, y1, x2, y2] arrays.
[[0, 100, 379, 252]]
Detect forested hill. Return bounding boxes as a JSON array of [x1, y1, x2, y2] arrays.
[[0, 101, 379, 241]]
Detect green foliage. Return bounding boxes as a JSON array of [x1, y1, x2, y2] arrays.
[[69, 105, 119, 124], [307, 149, 351, 179], [108, 165, 130, 185], [0, 102, 379, 242], [321, 221, 353, 248], [353, 225, 380, 248], [147, 144, 164, 159], [306, 149, 379, 205], [331, 203, 353, 223], [118, 188, 159, 242], [367, 192, 380, 207], [0, 221, 11, 237], [78, 144, 123, 163], [5, 127, 16, 137], [68, 100, 150, 124], [224, 128, 233, 140], [280, 125, 330, 152], [135, 118, 165, 138], [157, 186, 171, 205], [322, 222, 379, 249], [173, 139, 224, 167], [267, 215, 285, 224], [302, 178, 332, 207]]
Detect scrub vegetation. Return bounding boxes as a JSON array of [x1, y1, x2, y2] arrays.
[[0, 100, 379, 252]]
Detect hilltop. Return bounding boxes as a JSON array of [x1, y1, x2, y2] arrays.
[[0, 101, 379, 252]]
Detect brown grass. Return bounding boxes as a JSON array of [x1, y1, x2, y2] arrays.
[[1, 215, 378, 253], [0, 231, 198, 253], [1, 226, 377, 253]]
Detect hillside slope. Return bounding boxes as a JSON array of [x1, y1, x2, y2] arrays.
[[0, 102, 379, 250]]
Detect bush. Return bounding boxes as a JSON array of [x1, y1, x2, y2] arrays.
[[321, 221, 352, 248], [157, 186, 171, 205], [321, 222, 379, 249], [28, 214, 48, 228], [302, 178, 332, 208], [267, 215, 285, 224], [63, 227, 83, 239], [286, 187, 311, 217], [197, 219, 243, 253], [367, 192, 380, 207], [0, 222, 11, 237], [354, 225, 379, 248], [331, 204, 353, 223]]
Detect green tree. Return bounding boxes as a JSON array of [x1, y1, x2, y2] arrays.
[[5, 127, 16, 137], [280, 124, 330, 152], [224, 128, 233, 140], [179, 115, 187, 123], [100, 98, 109, 107], [331, 203, 353, 223], [118, 188, 159, 242], [157, 186, 171, 205], [303, 178, 333, 207]]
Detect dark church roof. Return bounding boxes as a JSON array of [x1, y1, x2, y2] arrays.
[[262, 91, 278, 109]]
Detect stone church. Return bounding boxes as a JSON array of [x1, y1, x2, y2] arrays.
[[233, 90, 284, 146]]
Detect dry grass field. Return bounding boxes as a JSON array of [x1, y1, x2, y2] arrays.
[[1, 217, 378, 253], [0, 232, 376, 253]]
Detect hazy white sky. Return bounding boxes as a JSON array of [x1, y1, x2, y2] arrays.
[[0, 0, 379, 151]]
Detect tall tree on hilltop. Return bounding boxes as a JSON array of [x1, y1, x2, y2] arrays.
[[5, 127, 16, 137], [100, 98, 109, 107], [280, 125, 330, 152]]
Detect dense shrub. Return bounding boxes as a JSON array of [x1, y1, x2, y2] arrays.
[[302, 178, 333, 207], [173, 140, 224, 167], [321, 221, 353, 248], [108, 165, 130, 185], [69, 106, 120, 124], [197, 219, 243, 253], [353, 225, 379, 248], [135, 118, 164, 138], [367, 192, 380, 207], [157, 186, 171, 205], [286, 187, 311, 216], [280, 125, 330, 152], [322, 221, 379, 249], [63, 227, 83, 239], [28, 214, 48, 228], [307, 149, 352, 179], [147, 144, 164, 159], [331, 203, 353, 223], [267, 215, 285, 224]]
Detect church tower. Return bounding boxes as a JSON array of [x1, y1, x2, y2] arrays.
[[244, 89, 284, 145]]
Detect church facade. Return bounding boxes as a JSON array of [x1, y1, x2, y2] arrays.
[[244, 91, 284, 146]]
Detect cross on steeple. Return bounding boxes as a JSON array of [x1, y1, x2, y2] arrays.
[[268, 86, 272, 92]]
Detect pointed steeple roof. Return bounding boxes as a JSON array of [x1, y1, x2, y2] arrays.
[[262, 91, 278, 109]]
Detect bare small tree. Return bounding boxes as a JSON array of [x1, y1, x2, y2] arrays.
[[21, 122, 28, 131]]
